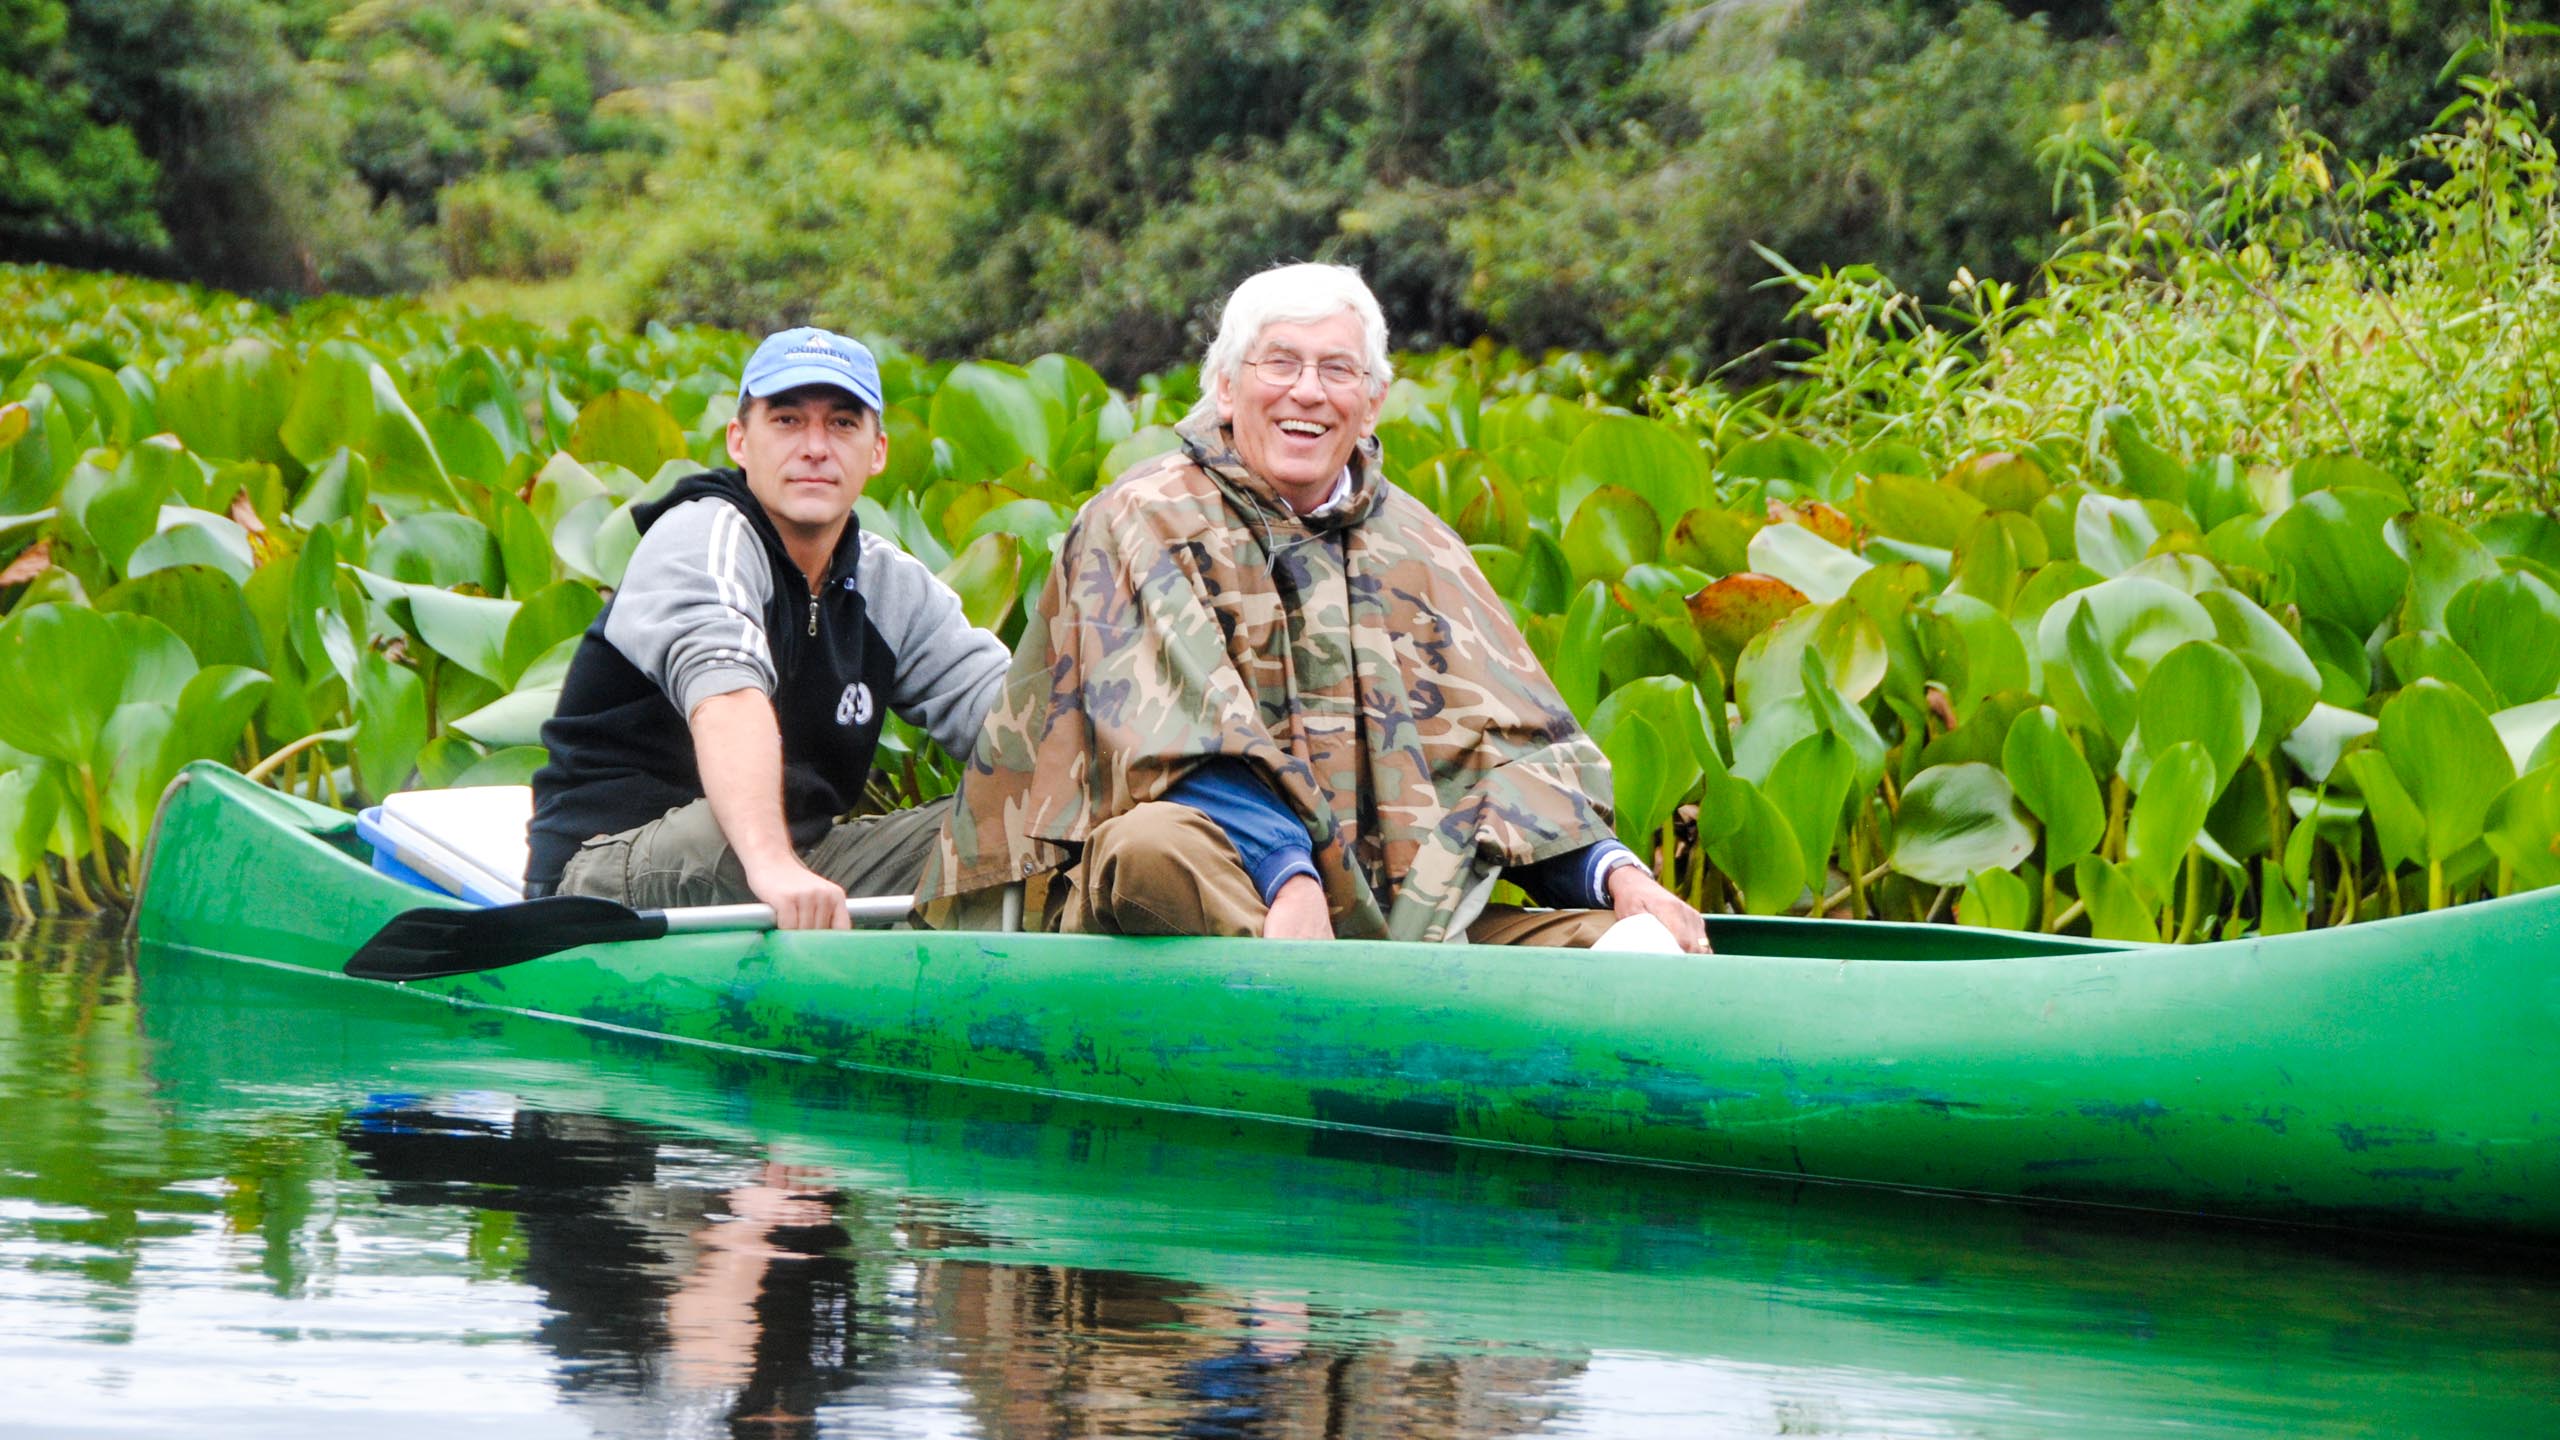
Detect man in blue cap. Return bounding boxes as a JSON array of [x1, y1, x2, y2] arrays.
[[524, 328, 1009, 927]]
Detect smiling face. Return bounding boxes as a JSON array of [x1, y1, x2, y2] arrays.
[[1215, 309, 1384, 514], [726, 384, 888, 566]]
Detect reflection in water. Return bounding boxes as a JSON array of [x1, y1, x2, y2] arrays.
[[3, 924, 2558, 1438], [340, 1098, 1577, 1439]]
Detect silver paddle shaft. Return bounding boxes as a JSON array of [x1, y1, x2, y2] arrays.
[[658, 894, 915, 932]]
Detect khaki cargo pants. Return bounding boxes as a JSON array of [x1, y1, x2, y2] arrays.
[[557, 796, 951, 911], [1055, 801, 1614, 947]]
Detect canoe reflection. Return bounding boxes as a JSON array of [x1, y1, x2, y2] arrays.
[[340, 1100, 1578, 1437]]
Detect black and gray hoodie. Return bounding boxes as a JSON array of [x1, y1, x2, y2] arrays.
[[524, 468, 1006, 887]]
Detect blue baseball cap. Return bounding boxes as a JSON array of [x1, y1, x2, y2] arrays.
[[738, 327, 884, 411]]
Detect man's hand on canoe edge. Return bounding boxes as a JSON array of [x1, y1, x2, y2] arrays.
[[1608, 865, 1713, 954], [743, 855, 852, 930]]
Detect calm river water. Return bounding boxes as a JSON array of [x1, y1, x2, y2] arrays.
[[3, 921, 2555, 1438]]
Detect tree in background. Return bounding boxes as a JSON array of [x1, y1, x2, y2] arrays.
[[0, 0, 164, 260]]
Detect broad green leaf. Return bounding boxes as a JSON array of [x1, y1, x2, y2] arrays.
[[94, 700, 182, 846], [2074, 492, 2160, 577], [1448, 457, 1530, 551], [1941, 451, 2051, 512], [1561, 484, 1661, 586], [1958, 865, 2035, 931], [1889, 762, 2035, 886], [436, 346, 533, 459], [2292, 453, 2409, 506], [2073, 856, 2159, 942], [2259, 858, 2307, 936], [173, 665, 272, 766], [289, 449, 369, 530], [2381, 630, 2497, 710], [1719, 433, 1832, 495], [938, 532, 1022, 631], [2279, 701, 2377, 784], [2104, 412, 2190, 505], [2342, 749, 2425, 872], [0, 604, 132, 763], [1746, 519, 1869, 601], [571, 390, 689, 480], [2002, 706, 2104, 867], [1914, 592, 2028, 724], [1686, 572, 1807, 678], [17, 355, 133, 444], [97, 564, 266, 672], [1798, 645, 1887, 792], [2197, 589, 2319, 754], [454, 745, 549, 788], [406, 588, 520, 685], [290, 526, 361, 688], [428, 408, 509, 488], [1857, 472, 1984, 551], [353, 650, 429, 801], [530, 451, 609, 530], [1665, 506, 1758, 577], [2036, 577, 2213, 744], [2377, 679, 2513, 865], [1707, 782, 1807, 915], [126, 508, 254, 586], [2264, 487, 2407, 638], [60, 449, 169, 576], [501, 581, 603, 687], [1553, 580, 1610, 720], [280, 340, 453, 507], [1601, 713, 1684, 855], [370, 512, 504, 593], [2125, 740, 2215, 903], [2446, 571, 2560, 707], [1950, 510, 2045, 609], [2392, 513, 2502, 633], [1735, 600, 1884, 718], [1767, 728, 1856, 885], [2492, 697, 2560, 773], [2484, 762, 2560, 891], [487, 485, 556, 600], [0, 766, 62, 883], [160, 337, 295, 465], [2129, 642, 2259, 795], [933, 362, 1059, 481]]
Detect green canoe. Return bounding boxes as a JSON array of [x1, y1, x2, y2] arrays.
[[132, 761, 2560, 1239]]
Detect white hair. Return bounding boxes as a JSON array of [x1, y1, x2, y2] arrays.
[[1187, 263, 1394, 428]]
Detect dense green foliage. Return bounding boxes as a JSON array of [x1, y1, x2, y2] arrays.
[[9, 81, 2560, 939], [11, 1, 2560, 376]]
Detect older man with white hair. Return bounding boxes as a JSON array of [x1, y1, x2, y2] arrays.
[[919, 263, 1708, 951]]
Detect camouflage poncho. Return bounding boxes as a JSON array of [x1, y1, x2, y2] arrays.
[[917, 415, 1618, 941]]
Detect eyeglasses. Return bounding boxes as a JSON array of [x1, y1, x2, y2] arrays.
[[1246, 354, 1368, 390]]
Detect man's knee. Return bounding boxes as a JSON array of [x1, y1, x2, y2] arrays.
[[1071, 802, 1262, 937]]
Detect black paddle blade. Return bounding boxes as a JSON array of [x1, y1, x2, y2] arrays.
[[345, 895, 670, 982]]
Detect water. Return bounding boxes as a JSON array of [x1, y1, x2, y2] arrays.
[[4, 922, 2555, 1439]]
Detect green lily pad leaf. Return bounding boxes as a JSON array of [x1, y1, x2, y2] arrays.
[[1920, 689, 2038, 771], [2074, 493, 2162, 577], [1950, 510, 2046, 609], [0, 603, 131, 764], [1797, 645, 1888, 792], [2003, 705, 2104, 868], [1736, 600, 1884, 718], [1746, 519, 1869, 602], [1958, 865, 2035, 931], [289, 448, 370, 530], [0, 765, 63, 883], [570, 390, 688, 480], [2037, 577, 2214, 745], [934, 361, 1059, 482], [2491, 698, 2560, 773], [289, 526, 362, 688], [1553, 580, 1610, 720], [401, 588, 520, 685], [1685, 572, 1807, 678], [550, 494, 614, 584], [2381, 630, 2497, 711], [2341, 749, 2424, 872], [1857, 472, 1984, 551], [18, 355, 133, 444], [1446, 456, 1530, 551], [1731, 694, 1816, 785], [501, 581, 604, 687], [2280, 702, 2377, 785], [2392, 513, 2503, 633], [1601, 712, 1687, 855], [173, 664, 271, 766], [1562, 484, 1662, 586], [1707, 781, 1807, 915], [436, 346, 534, 461], [2119, 551, 2222, 595], [2125, 740, 2215, 903], [2197, 589, 2319, 755], [450, 637, 578, 749], [2484, 762, 2560, 891], [95, 700, 182, 847], [530, 451, 610, 530], [2104, 412, 2190, 505], [2378, 679, 2514, 865], [353, 650, 428, 802], [428, 408, 508, 489], [2292, 453, 2409, 506], [1915, 591, 2029, 725], [2447, 571, 2560, 707], [453, 745, 549, 788], [2072, 855, 2159, 942], [1099, 423, 1181, 485], [1556, 415, 1720, 532], [2264, 487, 2407, 638], [126, 507, 255, 586], [158, 338, 296, 465], [370, 512, 504, 593], [97, 564, 265, 672], [1888, 762, 2035, 886], [1768, 727, 1857, 886], [1941, 452, 2051, 513], [938, 532, 1022, 632], [280, 340, 452, 506], [486, 484, 555, 600], [60, 448, 170, 576], [1720, 433, 1832, 495], [1666, 506, 1758, 577], [2129, 641, 2259, 795]]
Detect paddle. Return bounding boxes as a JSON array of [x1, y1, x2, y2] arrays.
[[344, 893, 917, 982]]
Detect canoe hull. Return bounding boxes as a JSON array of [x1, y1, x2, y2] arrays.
[[134, 763, 2560, 1237]]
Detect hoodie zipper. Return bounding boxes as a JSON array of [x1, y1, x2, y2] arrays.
[[807, 593, 819, 637]]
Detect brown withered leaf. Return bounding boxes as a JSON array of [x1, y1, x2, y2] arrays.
[[1764, 497, 1857, 549], [1687, 571, 1810, 673], [1, 539, 53, 586]]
